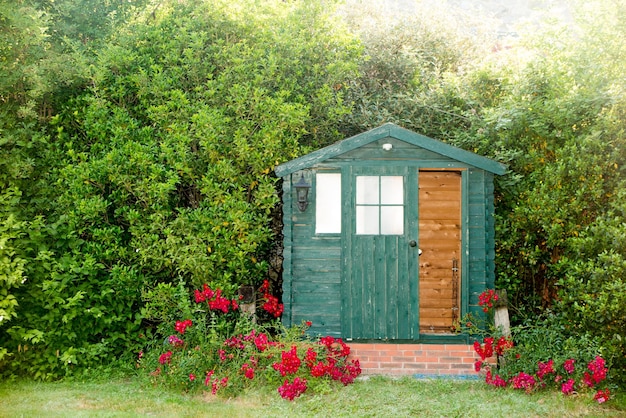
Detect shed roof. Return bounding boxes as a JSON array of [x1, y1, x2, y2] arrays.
[[275, 123, 507, 177]]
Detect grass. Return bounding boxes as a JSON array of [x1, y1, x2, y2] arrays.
[[0, 376, 624, 417]]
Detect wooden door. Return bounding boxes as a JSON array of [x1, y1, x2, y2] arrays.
[[342, 166, 420, 340], [418, 170, 462, 333]]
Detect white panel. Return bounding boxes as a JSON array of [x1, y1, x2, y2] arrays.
[[381, 206, 404, 235], [315, 173, 342, 234], [380, 176, 403, 205], [356, 206, 379, 235], [356, 176, 379, 204]]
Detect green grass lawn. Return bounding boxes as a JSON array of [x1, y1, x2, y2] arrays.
[[0, 376, 624, 417]]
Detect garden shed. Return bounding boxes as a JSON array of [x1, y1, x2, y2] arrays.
[[275, 123, 507, 375]]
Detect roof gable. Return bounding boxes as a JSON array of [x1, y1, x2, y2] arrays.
[[275, 123, 507, 177]]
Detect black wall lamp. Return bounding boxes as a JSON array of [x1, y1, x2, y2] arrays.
[[294, 173, 311, 212]]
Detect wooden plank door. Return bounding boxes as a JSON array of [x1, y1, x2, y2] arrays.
[[418, 170, 462, 334], [342, 166, 419, 340]]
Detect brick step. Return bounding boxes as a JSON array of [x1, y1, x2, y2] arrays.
[[348, 343, 495, 377]]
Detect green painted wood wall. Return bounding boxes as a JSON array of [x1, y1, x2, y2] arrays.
[[280, 136, 498, 341]]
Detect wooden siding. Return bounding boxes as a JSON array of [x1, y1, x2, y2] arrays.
[[418, 171, 461, 333], [282, 172, 342, 336]]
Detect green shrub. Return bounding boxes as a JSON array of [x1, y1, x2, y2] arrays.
[[140, 283, 361, 400], [469, 295, 614, 403]]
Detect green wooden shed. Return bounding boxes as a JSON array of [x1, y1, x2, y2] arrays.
[[275, 123, 506, 346]]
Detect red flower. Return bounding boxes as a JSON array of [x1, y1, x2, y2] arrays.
[[319, 336, 350, 358], [273, 345, 301, 376], [594, 388, 610, 403], [189, 373, 196, 382], [262, 294, 284, 318], [174, 319, 193, 334], [278, 377, 308, 400], [194, 284, 239, 314], [491, 374, 507, 388], [478, 289, 499, 313], [253, 331, 271, 352], [563, 358, 575, 374], [304, 347, 317, 368], [494, 336, 514, 356], [473, 338, 494, 361], [241, 363, 255, 379], [305, 321, 312, 327], [310, 361, 326, 377]]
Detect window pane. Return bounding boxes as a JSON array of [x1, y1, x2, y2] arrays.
[[380, 176, 403, 204], [381, 206, 404, 235], [356, 176, 379, 204], [356, 206, 379, 235], [316, 173, 342, 234]]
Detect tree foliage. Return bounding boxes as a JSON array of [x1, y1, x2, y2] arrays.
[[339, 0, 625, 381], [1, 0, 624, 382], [1, 0, 359, 378]]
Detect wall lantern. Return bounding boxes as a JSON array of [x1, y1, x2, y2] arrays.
[[294, 173, 311, 212]]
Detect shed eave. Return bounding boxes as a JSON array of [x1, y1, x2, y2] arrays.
[[274, 123, 508, 177], [274, 124, 392, 177]]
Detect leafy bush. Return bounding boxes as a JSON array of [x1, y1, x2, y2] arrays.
[[140, 283, 361, 399], [468, 292, 614, 403], [0, 0, 360, 379]]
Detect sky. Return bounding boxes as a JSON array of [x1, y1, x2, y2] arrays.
[[379, 0, 575, 36]]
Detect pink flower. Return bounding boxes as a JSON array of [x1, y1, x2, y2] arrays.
[[561, 378, 575, 395], [158, 351, 172, 365], [168, 334, 184, 347], [537, 359, 555, 379], [189, 373, 196, 382], [204, 370, 214, 388], [586, 356, 607, 385], [563, 358, 575, 374], [511, 372, 536, 392]]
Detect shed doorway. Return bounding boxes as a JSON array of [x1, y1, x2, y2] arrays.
[[418, 170, 462, 334], [342, 168, 462, 340]]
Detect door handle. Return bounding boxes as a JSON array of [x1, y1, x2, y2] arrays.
[[409, 240, 422, 255]]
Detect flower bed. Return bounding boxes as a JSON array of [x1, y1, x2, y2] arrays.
[[469, 290, 613, 404], [140, 282, 360, 400]]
